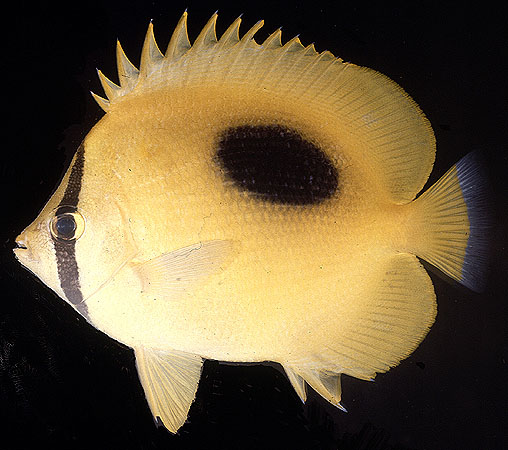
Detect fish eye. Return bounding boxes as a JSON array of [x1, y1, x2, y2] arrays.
[[50, 209, 85, 242]]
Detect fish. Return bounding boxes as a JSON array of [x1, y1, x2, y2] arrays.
[[13, 12, 490, 433]]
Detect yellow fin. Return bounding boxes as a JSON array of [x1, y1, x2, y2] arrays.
[[283, 366, 307, 403], [216, 15, 242, 48], [165, 11, 191, 60], [306, 253, 436, 382], [139, 22, 164, 78], [132, 240, 235, 298], [90, 91, 110, 112], [285, 366, 347, 411], [135, 346, 203, 433], [263, 28, 282, 49], [192, 12, 218, 50], [239, 19, 264, 45], [405, 152, 490, 292], [116, 40, 139, 89], [96, 69, 121, 101]]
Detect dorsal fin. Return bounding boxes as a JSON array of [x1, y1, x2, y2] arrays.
[[96, 69, 121, 101], [92, 12, 435, 202], [281, 35, 304, 53], [192, 12, 218, 50], [139, 21, 164, 78], [262, 28, 282, 49], [165, 11, 191, 60], [116, 40, 139, 90], [239, 19, 264, 45], [217, 15, 242, 48]]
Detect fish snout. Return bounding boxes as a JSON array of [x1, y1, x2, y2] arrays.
[[13, 232, 35, 262], [15, 232, 28, 249]]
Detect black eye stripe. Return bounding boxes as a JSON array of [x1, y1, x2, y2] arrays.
[[54, 239, 83, 304], [56, 205, 77, 215], [52, 144, 88, 317], [58, 147, 85, 210]]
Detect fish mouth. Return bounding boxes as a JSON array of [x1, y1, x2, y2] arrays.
[[13, 234, 31, 262], [13, 246, 27, 262], [14, 234, 28, 252], [14, 240, 27, 250]]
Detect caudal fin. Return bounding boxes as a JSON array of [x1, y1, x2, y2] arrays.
[[408, 152, 490, 292]]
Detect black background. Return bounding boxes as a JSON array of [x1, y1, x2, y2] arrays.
[[1, 1, 506, 449]]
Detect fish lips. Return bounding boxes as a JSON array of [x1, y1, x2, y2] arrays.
[[13, 232, 37, 264]]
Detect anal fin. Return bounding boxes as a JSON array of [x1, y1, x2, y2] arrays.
[[283, 365, 347, 411], [283, 366, 307, 403], [282, 253, 437, 412], [322, 253, 436, 380], [134, 346, 203, 433]]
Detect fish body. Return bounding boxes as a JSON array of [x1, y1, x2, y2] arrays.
[[78, 88, 412, 363], [14, 13, 489, 432]]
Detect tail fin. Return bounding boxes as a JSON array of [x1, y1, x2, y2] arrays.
[[408, 152, 490, 292]]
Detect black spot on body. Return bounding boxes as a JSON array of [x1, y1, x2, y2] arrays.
[[215, 125, 338, 205]]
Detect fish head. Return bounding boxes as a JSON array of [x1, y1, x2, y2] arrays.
[[14, 142, 137, 314]]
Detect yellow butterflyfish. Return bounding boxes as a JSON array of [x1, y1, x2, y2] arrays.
[[13, 12, 489, 433]]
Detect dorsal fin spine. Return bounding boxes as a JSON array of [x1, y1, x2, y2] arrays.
[[91, 91, 110, 112], [213, 17, 251, 86], [97, 69, 121, 101], [239, 20, 264, 45], [262, 37, 314, 92], [282, 35, 304, 52], [217, 16, 242, 48], [94, 14, 345, 111], [140, 22, 164, 78], [165, 11, 191, 60], [116, 40, 140, 90], [247, 30, 289, 88], [94, 13, 341, 112], [262, 28, 283, 49], [304, 43, 318, 56], [215, 20, 265, 86], [192, 12, 218, 50]]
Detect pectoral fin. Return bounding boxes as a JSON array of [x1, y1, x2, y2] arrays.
[[133, 239, 236, 298], [134, 346, 203, 433]]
